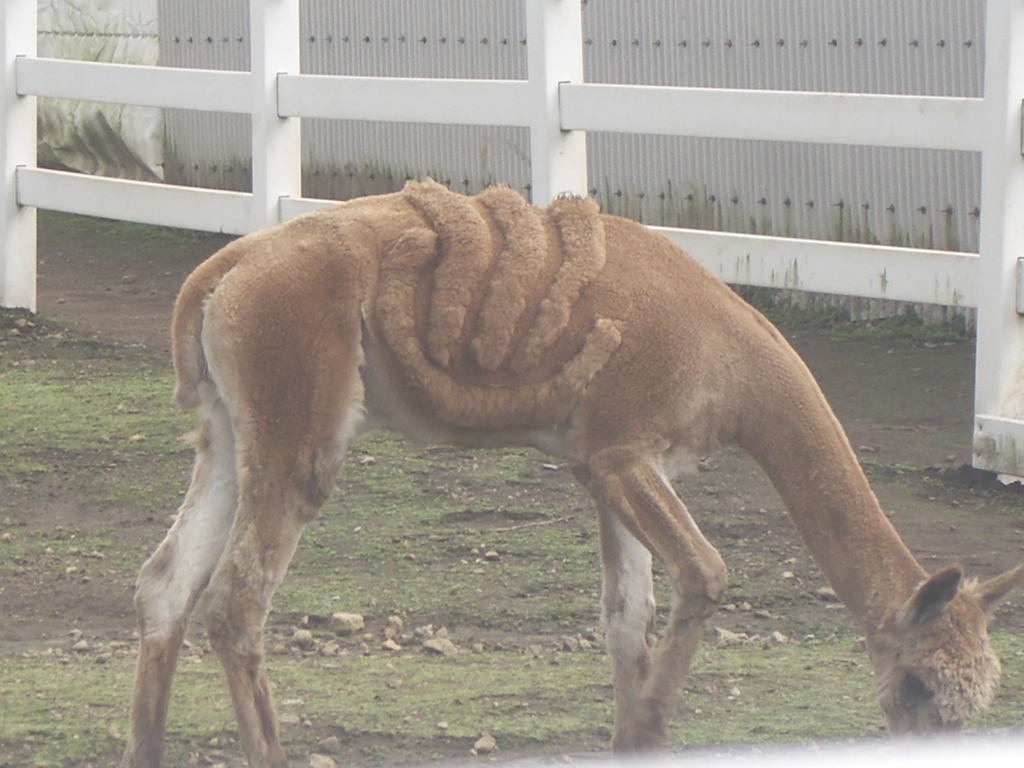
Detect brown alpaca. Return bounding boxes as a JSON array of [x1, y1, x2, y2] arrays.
[[122, 180, 1024, 767]]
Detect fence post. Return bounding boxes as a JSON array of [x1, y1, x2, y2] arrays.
[[249, 0, 301, 232], [525, 0, 588, 206], [972, 0, 1024, 475], [0, 0, 36, 311]]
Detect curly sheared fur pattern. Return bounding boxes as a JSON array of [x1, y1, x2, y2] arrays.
[[376, 179, 622, 428]]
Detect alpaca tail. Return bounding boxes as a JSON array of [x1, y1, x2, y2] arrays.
[[170, 244, 245, 410]]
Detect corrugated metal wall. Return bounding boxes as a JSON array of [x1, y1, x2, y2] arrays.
[[158, 0, 251, 192], [159, 0, 983, 253]]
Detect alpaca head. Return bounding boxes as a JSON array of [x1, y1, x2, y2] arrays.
[[870, 564, 1024, 734]]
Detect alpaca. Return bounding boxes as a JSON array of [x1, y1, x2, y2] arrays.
[[122, 180, 1024, 767]]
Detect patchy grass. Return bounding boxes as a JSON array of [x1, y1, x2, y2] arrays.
[[3, 304, 1024, 767], [0, 313, 193, 512], [2, 633, 1022, 766], [732, 286, 971, 344]]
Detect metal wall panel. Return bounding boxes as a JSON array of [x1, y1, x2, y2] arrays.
[[582, 0, 981, 95], [159, 0, 250, 190], [158, 0, 983, 253]]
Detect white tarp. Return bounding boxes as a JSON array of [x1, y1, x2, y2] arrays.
[[37, 0, 162, 180]]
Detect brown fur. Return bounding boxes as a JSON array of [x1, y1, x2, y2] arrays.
[[122, 181, 1024, 768]]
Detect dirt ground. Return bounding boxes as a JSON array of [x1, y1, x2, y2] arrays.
[[3, 211, 1024, 763], [18, 211, 1024, 632]]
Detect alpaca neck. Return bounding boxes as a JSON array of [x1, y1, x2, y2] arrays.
[[736, 341, 926, 631]]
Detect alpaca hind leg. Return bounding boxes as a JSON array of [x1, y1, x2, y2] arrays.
[[200, 407, 358, 768], [594, 502, 658, 751], [584, 446, 727, 750], [202, 484, 310, 768], [122, 396, 238, 768], [193, 250, 364, 767]]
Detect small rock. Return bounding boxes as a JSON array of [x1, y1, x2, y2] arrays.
[[721, 603, 736, 612], [781, 571, 795, 580], [738, 602, 753, 612], [422, 637, 458, 657], [473, 733, 497, 755], [72, 639, 90, 653], [319, 642, 341, 657], [559, 635, 580, 652], [291, 629, 316, 650], [527, 644, 543, 658], [414, 624, 435, 639], [385, 615, 404, 639], [107, 723, 121, 741], [317, 736, 341, 754], [434, 626, 449, 640], [814, 586, 839, 602], [713, 627, 743, 647], [358, 455, 376, 466], [0, 532, 12, 543], [362, 632, 375, 643], [577, 638, 593, 651], [484, 550, 500, 561], [436, 721, 449, 730], [769, 630, 788, 645], [279, 713, 301, 725], [309, 754, 337, 768], [753, 609, 772, 619], [272, 643, 290, 655], [329, 612, 364, 635], [728, 686, 742, 698], [382, 638, 402, 652]]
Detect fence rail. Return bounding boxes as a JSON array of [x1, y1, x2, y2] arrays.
[[558, 82, 988, 151], [16, 57, 253, 113], [3, 0, 1024, 475]]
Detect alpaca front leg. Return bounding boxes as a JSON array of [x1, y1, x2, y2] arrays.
[[584, 447, 727, 750], [595, 503, 659, 750]]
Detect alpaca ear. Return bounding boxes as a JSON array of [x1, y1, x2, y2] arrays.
[[901, 566, 963, 627], [972, 562, 1024, 614]]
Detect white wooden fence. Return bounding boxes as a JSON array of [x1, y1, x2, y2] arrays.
[[3, 0, 1024, 476]]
